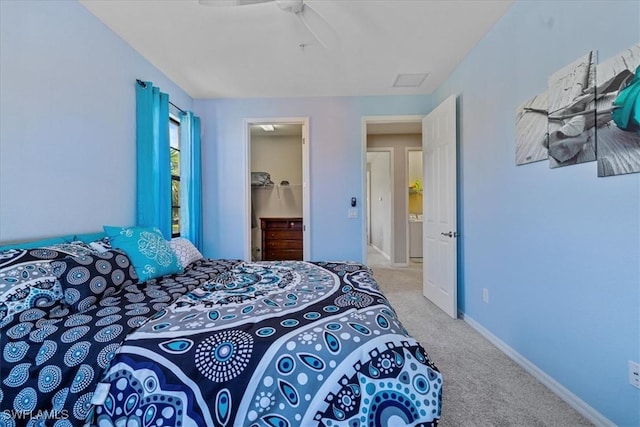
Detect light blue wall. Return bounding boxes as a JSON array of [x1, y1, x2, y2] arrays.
[[431, 1, 640, 425], [195, 95, 432, 261], [0, 0, 193, 242]]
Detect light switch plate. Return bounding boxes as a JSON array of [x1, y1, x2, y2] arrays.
[[630, 360, 640, 389], [348, 208, 358, 218]]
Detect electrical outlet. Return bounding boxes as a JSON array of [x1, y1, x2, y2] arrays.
[[348, 208, 358, 219], [482, 288, 489, 303], [629, 360, 640, 389]]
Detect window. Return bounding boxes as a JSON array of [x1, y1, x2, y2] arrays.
[[169, 117, 181, 237]]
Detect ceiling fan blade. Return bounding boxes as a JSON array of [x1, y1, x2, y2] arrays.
[[198, 0, 272, 7], [199, 0, 337, 49], [296, 2, 337, 50]]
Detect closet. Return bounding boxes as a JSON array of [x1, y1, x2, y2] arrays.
[[250, 124, 304, 261]]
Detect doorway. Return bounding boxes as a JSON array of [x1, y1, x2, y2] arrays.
[[362, 103, 458, 319], [244, 118, 310, 262], [362, 116, 423, 268]]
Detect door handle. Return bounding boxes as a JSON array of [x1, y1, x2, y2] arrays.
[[441, 231, 459, 238]]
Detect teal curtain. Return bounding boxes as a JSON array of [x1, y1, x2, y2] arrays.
[[136, 80, 172, 238], [179, 111, 203, 250]]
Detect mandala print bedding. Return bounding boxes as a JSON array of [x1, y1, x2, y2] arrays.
[[0, 257, 240, 427], [0, 242, 97, 326], [91, 261, 442, 427]]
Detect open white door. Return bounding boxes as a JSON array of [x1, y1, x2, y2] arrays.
[[422, 96, 458, 318]]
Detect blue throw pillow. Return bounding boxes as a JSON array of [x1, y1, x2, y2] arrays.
[[103, 226, 182, 282]]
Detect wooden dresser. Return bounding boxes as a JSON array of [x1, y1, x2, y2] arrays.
[[261, 217, 303, 261]]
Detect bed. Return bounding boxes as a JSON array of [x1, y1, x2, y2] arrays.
[[0, 231, 442, 427]]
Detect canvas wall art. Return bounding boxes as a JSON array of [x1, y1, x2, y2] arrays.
[[595, 44, 640, 177], [546, 51, 597, 168], [515, 91, 549, 165], [516, 43, 640, 178]]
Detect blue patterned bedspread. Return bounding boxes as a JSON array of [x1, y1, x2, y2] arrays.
[[0, 258, 239, 426], [1, 260, 442, 426], [91, 261, 442, 427]]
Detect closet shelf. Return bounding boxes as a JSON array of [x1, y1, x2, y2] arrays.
[[252, 183, 303, 200], [252, 184, 303, 189]]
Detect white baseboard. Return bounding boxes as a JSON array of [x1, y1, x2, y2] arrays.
[[392, 262, 409, 268], [369, 244, 390, 260], [461, 313, 615, 427]]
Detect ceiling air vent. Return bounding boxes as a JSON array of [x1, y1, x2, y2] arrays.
[[392, 73, 429, 88]]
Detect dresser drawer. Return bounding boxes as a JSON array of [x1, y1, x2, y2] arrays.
[[264, 249, 303, 261], [262, 218, 302, 231], [264, 230, 302, 241], [265, 239, 302, 250]]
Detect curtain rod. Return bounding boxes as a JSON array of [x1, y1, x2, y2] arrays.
[[169, 101, 186, 115], [136, 79, 186, 114]]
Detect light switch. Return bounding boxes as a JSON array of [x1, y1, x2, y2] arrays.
[[348, 208, 358, 218]]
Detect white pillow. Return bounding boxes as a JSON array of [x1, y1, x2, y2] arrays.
[[169, 238, 203, 268]]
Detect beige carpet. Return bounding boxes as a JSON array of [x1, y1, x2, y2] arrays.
[[369, 263, 593, 427]]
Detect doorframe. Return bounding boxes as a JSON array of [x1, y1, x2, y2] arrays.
[[361, 115, 423, 263], [405, 146, 423, 263], [366, 147, 394, 262], [243, 117, 310, 262]]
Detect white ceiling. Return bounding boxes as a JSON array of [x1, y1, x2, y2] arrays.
[[79, 0, 513, 99]]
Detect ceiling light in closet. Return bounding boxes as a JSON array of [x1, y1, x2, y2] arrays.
[[260, 124, 275, 131]]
